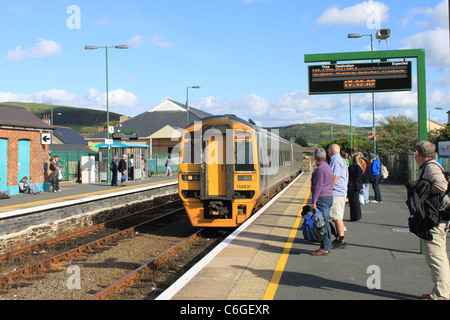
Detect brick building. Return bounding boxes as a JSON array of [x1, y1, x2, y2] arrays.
[[0, 104, 53, 195]]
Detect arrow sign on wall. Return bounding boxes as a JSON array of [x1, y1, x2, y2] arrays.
[[41, 133, 52, 145]]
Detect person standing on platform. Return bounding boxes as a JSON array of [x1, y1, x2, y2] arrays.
[[413, 141, 450, 300], [361, 152, 372, 205], [328, 144, 349, 249], [110, 156, 118, 186], [165, 155, 173, 176], [348, 154, 364, 221], [369, 153, 382, 203], [310, 148, 334, 256], [119, 154, 128, 186], [50, 156, 60, 192]]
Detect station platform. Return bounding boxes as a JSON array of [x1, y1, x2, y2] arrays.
[[158, 172, 449, 301], [0, 175, 177, 215]]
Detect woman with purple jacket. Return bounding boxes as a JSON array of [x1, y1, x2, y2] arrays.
[[310, 148, 334, 256]]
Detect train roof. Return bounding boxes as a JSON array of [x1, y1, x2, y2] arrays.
[[199, 115, 257, 129], [198, 115, 300, 146]]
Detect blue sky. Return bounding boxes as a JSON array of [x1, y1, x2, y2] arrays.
[[0, 0, 449, 128]]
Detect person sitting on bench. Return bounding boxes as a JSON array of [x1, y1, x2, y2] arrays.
[[18, 176, 40, 195]]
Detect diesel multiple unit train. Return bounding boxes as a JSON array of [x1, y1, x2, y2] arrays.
[[178, 115, 303, 228]]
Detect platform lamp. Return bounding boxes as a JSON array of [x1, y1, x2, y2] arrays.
[[429, 106, 444, 132], [186, 86, 201, 126], [85, 45, 129, 184]]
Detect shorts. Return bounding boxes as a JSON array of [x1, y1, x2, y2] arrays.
[[330, 196, 346, 221]]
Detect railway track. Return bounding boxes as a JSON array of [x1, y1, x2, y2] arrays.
[[0, 196, 230, 300]]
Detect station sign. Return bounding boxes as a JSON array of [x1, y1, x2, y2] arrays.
[[308, 61, 412, 95], [112, 130, 139, 141], [439, 141, 450, 158], [41, 132, 52, 145]]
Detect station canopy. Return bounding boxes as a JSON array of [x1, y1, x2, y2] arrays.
[[95, 141, 150, 148]]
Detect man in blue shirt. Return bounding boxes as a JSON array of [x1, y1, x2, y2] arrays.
[[369, 153, 382, 203], [328, 144, 349, 248]]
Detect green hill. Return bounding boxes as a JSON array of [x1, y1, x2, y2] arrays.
[[5, 102, 123, 134], [273, 122, 372, 147]]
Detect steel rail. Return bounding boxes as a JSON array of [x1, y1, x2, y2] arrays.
[[88, 229, 203, 300], [0, 198, 181, 262], [0, 206, 185, 288]]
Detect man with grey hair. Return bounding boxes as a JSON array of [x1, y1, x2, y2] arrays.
[[328, 143, 349, 249], [413, 140, 450, 300], [310, 148, 334, 255]]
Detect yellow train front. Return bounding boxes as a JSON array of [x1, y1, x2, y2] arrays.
[[178, 115, 303, 228]]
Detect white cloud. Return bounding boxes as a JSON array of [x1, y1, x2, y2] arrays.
[[401, 28, 450, 67], [151, 36, 176, 48], [196, 91, 345, 127], [128, 35, 144, 48], [401, 1, 450, 68], [6, 38, 61, 62], [316, 0, 389, 28], [6, 47, 27, 62], [406, 0, 449, 29]]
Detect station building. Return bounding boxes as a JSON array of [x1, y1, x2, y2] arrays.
[[0, 104, 53, 195], [86, 98, 212, 154], [86, 98, 212, 179]]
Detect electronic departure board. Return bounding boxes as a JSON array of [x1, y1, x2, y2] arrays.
[[308, 61, 412, 94]]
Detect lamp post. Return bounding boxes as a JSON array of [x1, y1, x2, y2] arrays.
[[85, 45, 129, 184], [348, 33, 376, 154], [429, 106, 444, 132], [186, 86, 201, 126]]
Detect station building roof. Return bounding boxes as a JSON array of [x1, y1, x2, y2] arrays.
[[86, 98, 212, 140], [0, 104, 53, 131]]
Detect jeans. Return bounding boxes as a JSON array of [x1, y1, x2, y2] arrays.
[[372, 174, 382, 202], [28, 183, 40, 194], [317, 196, 334, 251], [362, 183, 370, 204]]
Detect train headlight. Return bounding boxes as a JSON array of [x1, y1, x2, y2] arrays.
[[237, 175, 252, 181], [182, 175, 200, 181]]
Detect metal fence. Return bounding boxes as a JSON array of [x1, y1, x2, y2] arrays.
[[50, 150, 99, 182], [381, 154, 450, 183], [148, 154, 180, 175]]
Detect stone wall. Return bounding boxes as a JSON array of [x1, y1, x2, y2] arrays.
[[0, 184, 178, 255]]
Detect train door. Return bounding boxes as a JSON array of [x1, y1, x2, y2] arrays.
[[18, 139, 30, 183], [204, 131, 226, 196], [0, 139, 7, 190]]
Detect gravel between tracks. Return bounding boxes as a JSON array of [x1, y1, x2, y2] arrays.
[[0, 217, 224, 300]]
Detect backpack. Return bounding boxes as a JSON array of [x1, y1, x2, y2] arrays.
[[429, 163, 450, 220], [381, 164, 389, 179], [405, 162, 442, 240], [301, 206, 327, 242]]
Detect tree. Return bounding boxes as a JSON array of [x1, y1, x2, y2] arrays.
[[319, 136, 371, 155], [376, 113, 418, 155], [429, 123, 450, 146], [295, 136, 309, 147]]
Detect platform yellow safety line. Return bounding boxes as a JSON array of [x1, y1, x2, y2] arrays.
[[263, 186, 311, 300]]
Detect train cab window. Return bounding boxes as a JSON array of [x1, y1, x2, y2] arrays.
[[183, 131, 201, 164], [235, 130, 254, 172]]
